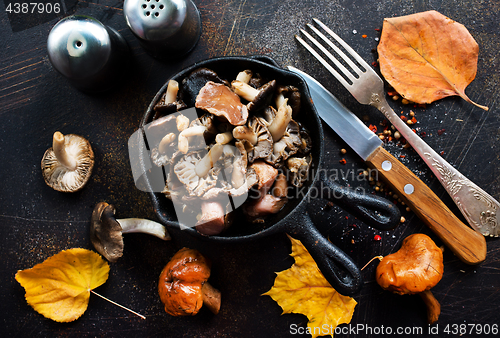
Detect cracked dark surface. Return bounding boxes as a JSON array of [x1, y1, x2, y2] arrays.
[[0, 0, 499, 337]]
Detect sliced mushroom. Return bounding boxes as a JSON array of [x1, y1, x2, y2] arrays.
[[91, 202, 170, 262], [276, 85, 301, 117], [231, 79, 276, 112], [41, 132, 94, 192], [287, 154, 312, 188], [265, 119, 302, 165], [195, 81, 248, 126], [232, 116, 273, 163]]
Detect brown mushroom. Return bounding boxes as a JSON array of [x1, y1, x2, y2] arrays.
[[90, 202, 170, 263], [179, 68, 229, 107], [232, 116, 273, 163], [154, 79, 187, 115], [195, 201, 228, 235], [243, 173, 287, 220], [376, 233, 444, 324], [265, 118, 302, 165], [158, 248, 221, 316], [41, 131, 94, 192], [287, 154, 312, 188], [231, 79, 276, 112], [195, 81, 248, 126], [275, 85, 301, 118], [250, 160, 279, 196]]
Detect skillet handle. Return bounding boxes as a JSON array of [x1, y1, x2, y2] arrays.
[[318, 170, 400, 230], [290, 212, 362, 296]]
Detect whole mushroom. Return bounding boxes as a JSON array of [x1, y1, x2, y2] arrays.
[[376, 233, 444, 324], [158, 248, 221, 316], [231, 79, 276, 112], [90, 202, 170, 263], [41, 131, 94, 192]]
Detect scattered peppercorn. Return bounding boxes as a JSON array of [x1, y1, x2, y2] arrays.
[[339, 158, 347, 165], [374, 235, 382, 241], [340, 148, 347, 154], [438, 129, 446, 135], [400, 216, 406, 223], [369, 124, 378, 133], [362, 34, 368, 38]]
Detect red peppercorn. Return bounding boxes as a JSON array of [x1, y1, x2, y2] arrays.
[[374, 235, 382, 241]]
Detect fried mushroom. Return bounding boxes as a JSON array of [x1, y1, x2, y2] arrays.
[[231, 79, 276, 112], [232, 116, 273, 163]]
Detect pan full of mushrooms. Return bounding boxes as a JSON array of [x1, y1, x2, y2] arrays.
[[134, 56, 401, 295]]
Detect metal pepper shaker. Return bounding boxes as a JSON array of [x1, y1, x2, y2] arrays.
[[124, 0, 201, 60], [47, 15, 130, 92]]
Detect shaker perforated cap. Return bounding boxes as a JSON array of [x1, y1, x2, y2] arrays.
[[124, 0, 201, 59]]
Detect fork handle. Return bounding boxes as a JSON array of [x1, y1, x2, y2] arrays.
[[371, 94, 500, 238], [366, 146, 486, 265]]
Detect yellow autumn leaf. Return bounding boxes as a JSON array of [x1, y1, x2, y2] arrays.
[[15, 248, 109, 322], [263, 235, 357, 338]]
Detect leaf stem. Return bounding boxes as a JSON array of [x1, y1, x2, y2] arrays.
[[361, 256, 384, 271], [91, 290, 146, 320]]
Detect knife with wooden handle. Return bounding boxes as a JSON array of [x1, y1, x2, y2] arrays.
[[288, 66, 486, 265]]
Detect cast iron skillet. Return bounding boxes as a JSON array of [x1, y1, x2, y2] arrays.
[[137, 56, 400, 295]]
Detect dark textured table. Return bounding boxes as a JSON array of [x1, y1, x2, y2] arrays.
[[1, 1, 499, 337]]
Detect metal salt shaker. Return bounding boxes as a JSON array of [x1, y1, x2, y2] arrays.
[[124, 0, 201, 59], [47, 15, 130, 92]]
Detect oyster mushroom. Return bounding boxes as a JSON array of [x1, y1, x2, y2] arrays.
[[195, 81, 248, 126], [265, 119, 302, 165], [231, 79, 276, 112], [275, 85, 301, 117], [90, 202, 170, 263], [376, 233, 444, 324], [174, 151, 219, 197], [235, 69, 253, 84], [41, 131, 94, 192], [154, 79, 187, 115], [232, 116, 273, 163], [158, 248, 221, 316], [287, 154, 312, 188]]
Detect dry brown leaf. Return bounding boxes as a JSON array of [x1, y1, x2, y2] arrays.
[[15, 248, 109, 322], [263, 235, 357, 338], [378, 10, 488, 110]]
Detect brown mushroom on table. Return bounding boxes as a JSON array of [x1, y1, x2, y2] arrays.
[[231, 79, 276, 112], [41, 131, 94, 192], [376, 233, 444, 324], [90, 202, 171, 263], [232, 116, 273, 163], [195, 81, 248, 126], [158, 248, 221, 316]]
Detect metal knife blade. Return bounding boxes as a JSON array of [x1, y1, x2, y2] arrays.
[[288, 66, 382, 160]]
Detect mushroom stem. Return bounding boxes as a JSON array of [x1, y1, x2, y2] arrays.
[[116, 218, 171, 240], [176, 114, 190, 132], [268, 100, 293, 141], [215, 132, 233, 145], [235, 70, 253, 84], [158, 133, 177, 154], [232, 126, 258, 145], [419, 290, 441, 324], [52, 131, 77, 170], [201, 282, 221, 314], [178, 125, 207, 154], [195, 144, 224, 177], [275, 93, 286, 110], [165, 80, 179, 104], [231, 80, 260, 102]]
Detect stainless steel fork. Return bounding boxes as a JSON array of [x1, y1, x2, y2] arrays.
[[296, 18, 499, 237]]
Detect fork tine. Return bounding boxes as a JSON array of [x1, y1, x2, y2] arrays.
[[299, 28, 357, 84], [295, 34, 351, 90], [313, 18, 373, 71], [306, 23, 363, 76]]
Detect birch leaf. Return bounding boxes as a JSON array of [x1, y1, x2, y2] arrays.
[[378, 10, 488, 110], [15, 248, 109, 322], [263, 235, 357, 338]]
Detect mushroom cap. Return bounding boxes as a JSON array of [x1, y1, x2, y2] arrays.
[[173, 151, 219, 197], [276, 85, 301, 117], [195, 81, 248, 126], [235, 117, 273, 163], [90, 202, 124, 263], [247, 80, 276, 112], [158, 248, 211, 316], [376, 233, 444, 295], [179, 68, 229, 107], [41, 134, 94, 193]]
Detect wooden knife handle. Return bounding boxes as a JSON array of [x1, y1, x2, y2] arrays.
[[366, 146, 486, 265]]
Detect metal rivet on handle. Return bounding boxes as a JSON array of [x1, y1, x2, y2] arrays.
[[404, 184, 415, 195], [381, 160, 392, 171]]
